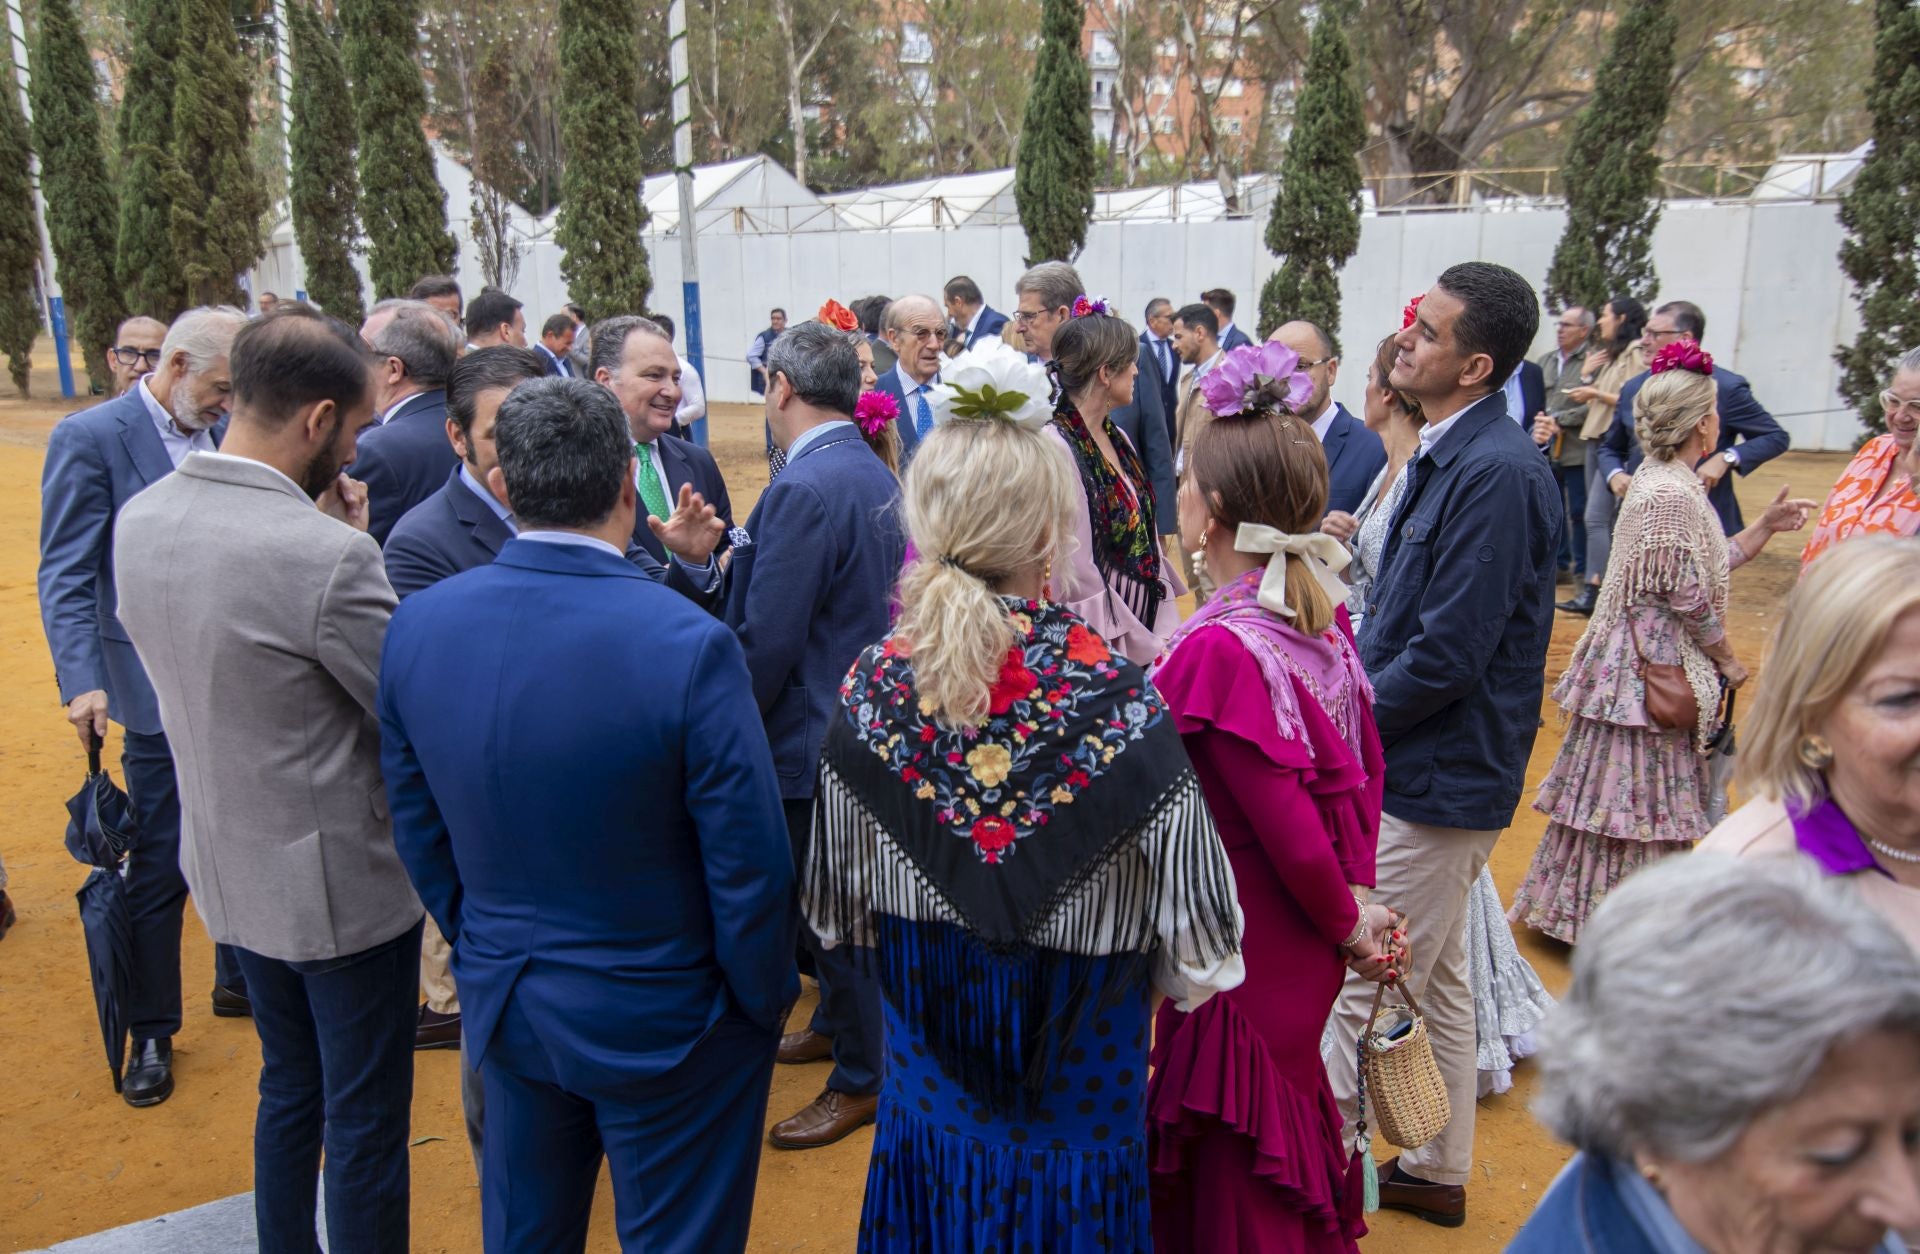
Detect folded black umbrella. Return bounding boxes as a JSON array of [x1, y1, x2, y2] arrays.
[[63, 735, 141, 1093]]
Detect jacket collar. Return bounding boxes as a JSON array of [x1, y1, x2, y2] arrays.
[[383, 388, 447, 425], [174, 450, 315, 507], [493, 534, 647, 580], [442, 466, 514, 551], [784, 424, 866, 470], [112, 386, 176, 487], [1424, 391, 1512, 469]]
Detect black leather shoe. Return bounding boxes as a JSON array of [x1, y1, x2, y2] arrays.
[[211, 983, 252, 1018], [123, 1037, 174, 1107], [416, 1005, 462, 1050], [1556, 584, 1598, 616]]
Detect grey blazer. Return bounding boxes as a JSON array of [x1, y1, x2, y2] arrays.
[[113, 452, 422, 962]]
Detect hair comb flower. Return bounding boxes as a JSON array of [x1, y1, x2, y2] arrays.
[[817, 298, 858, 332], [1197, 340, 1315, 418], [1401, 294, 1425, 330], [1650, 340, 1714, 377], [1070, 295, 1112, 318], [853, 390, 899, 437]]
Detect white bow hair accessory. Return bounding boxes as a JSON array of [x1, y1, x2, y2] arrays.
[[1234, 523, 1352, 620]]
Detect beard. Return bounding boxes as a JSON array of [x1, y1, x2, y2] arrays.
[[167, 378, 216, 433], [298, 414, 346, 499]]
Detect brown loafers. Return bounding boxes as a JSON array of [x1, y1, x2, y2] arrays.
[[1377, 1156, 1467, 1228], [768, 1087, 877, 1149], [775, 1027, 834, 1065]]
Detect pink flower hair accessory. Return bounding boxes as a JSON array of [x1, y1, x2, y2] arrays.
[[1401, 294, 1425, 330], [1070, 295, 1112, 318], [854, 389, 899, 436], [1650, 340, 1714, 377], [1197, 340, 1315, 418]]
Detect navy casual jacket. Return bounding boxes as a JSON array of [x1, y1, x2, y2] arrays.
[[1597, 363, 1789, 534], [1357, 391, 1562, 831]]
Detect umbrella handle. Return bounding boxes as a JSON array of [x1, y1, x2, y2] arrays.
[[87, 731, 102, 778]]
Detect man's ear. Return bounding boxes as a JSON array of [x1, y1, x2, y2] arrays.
[[303, 397, 340, 444], [445, 416, 467, 460], [487, 464, 512, 512]]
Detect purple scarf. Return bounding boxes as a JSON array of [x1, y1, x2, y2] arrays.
[[1791, 798, 1893, 879]]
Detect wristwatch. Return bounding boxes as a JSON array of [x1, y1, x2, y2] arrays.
[[1719, 449, 1739, 467]]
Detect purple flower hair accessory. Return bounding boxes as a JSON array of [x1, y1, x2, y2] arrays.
[[1197, 340, 1315, 418], [1070, 294, 1112, 318]]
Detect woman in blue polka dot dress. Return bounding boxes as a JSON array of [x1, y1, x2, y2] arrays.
[[804, 412, 1247, 1253]]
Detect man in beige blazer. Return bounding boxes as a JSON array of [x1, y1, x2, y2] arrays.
[[115, 308, 422, 1254]]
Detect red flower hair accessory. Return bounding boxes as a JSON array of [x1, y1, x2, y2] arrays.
[[817, 298, 858, 331], [1650, 340, 1714, 377], [853, 389, 899, 436], [1070, 295, 1112, 318], [1401, 294, 1425, 330]]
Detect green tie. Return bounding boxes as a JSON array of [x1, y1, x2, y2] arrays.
[[635, 442, 671, 520]]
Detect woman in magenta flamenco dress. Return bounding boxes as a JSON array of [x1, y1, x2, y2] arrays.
[[1148, 346, 1405, 1252]]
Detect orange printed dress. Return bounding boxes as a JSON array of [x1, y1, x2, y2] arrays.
[[1800, 435, 1920, 569]]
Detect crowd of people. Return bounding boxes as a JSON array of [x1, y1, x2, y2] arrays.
[[21, 247, 1920, 1254]]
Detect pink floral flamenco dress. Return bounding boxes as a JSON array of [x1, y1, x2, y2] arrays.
[[1510, 456, 1743, 943]]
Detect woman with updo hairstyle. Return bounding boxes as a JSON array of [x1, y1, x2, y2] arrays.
[[804, 414, 1246, 1253], [1046, 306, 1183, 666], [1145, 357, 1403, 1253], [1511, 343, 1814, 944], [1324, 332, 1426, 627]]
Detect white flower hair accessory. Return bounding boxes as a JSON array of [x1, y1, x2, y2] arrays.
[[926, 339, 1053, 431]]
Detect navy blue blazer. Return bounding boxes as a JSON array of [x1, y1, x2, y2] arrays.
[[353, 389, 454, 547], [533, 343, 573, 377], [967, 305, 1009, 348], [873, 362, 930, 462], [1357, 391, 1562, 831], [38, 387, 223, 735], [725, 426, 905, 800], [1220, 323, 1254, 353], [630, 432, 734, 564], [382, 467, 719, 607], [1516, 359, 1547, 425], [379, 537, 797, 1091], [1321, 402, 1389, 518], [1139, 330, 1180, 438], [1111, 341, 1177, 529], [1597, 363, 1791, 533]]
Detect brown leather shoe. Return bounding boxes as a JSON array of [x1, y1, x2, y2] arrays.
[[768, 1087, 877, 1149], [776, 1027, 834, 1065], [415, 1005, 461, 1051], [1377, 1156, 1466, 1228]]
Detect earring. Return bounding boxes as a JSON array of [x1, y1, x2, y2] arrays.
[[1639, 1163, 1664, 1188], [1798, 735, 1835, 771]]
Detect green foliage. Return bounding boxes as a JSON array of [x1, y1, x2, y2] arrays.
[[115, 0, 185, 321], [31, 0, 123, 392], [1543, 0, 1678, 312], [1015, 0, 1094, 264], [1836, 0, 1920, 438], [289, 1, 366, 323], [342, 0, 457, 299], [555, 0, 650, 320], [1257, 0, 1364, 346], [168, 0, 266, 308], [0, 53, 40, 395]]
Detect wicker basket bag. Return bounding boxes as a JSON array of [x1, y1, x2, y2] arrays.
[[1356, 974, 1450, 1150]]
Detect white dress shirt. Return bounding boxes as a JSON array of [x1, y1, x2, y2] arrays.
[[380, 390, 436, 427], [1310, 404, 1338, 443], [676, 356, 706, 425], [138, 375, 215, 467]]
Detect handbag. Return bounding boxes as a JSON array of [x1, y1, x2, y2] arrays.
[[1629, 617, 1699, 732], [1355, 970, 1451, 1151]]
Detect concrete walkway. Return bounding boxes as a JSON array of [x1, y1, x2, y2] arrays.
[[24, 1192, 329, 1253]]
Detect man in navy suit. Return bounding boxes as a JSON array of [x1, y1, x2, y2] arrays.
[[872, 293, 946, 463], [1140, 297, 1179, 437], [1503, 358, 1548, 432], [353, 299, 460, 545], [1596, 300, 1790, 535], [942, 275, 1008, 348], [1203, 287, 1253, 351], [591, 315, 735, 571], [38, 304, 253, 1106], [729, 322, 905, 1151], [1272, 320, 1389, 518], [533, 313, 576, 377], [381, 377, 794, 1252]]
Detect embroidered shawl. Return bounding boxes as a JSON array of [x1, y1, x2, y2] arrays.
[[1050, 404, 1165, 628]]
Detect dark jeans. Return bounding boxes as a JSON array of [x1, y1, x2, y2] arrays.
[[234, 917, 423, 1254], [121, 729, 244, 1041], [784, 797, 881, 1096], [1554, 460, 1589, 577]]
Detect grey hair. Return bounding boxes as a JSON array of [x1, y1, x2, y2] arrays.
[[588, 315, 669, 381], [159, 306, 248, 375], [766, 321, 860, 415], [1534, 854, 1920, 1164], [882, 294, 940, 334], [1014, 261, 1083, 313], [1571, 306, 1597, 328], [493, 377, 632, 530], [1894, 345, 1920, 379], [368, 300, 457, 388]]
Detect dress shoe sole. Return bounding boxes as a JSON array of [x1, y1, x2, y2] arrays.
[[768, 1114, 876, 1150], [123, 1076, 175, 1108], [211, 1002, 252, 1019], [1382, 1202, 1466, 1229], [414, 1034, 461, 1051], [775, 1045, 834, 1066]]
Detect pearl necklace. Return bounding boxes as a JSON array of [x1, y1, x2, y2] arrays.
[[1866, 835, 1920, 865]]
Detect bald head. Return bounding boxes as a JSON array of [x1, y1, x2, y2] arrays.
[[1269, 320, 1339, 421], [109, 316, 169, 396], [884, 294, 945, 386]]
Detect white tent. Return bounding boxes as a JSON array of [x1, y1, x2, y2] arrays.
[[639, 155, 838, 235], [821, 170, 1019, 230]]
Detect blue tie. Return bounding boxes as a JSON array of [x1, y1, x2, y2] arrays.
[[915, 387, 933, 438]]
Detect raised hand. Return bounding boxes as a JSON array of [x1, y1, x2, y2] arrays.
[[1759, 483, 1817, 534], [649, 482, 726, 564]]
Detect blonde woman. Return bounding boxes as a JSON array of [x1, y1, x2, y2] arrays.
[[804, 415, 1246, 1254], [1511, 342, 1813, 943], [1700, 536, 1920, 949]]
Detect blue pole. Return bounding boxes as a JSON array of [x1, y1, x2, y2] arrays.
[[684, 279, 706, 448], [48, 293, 73, 399]]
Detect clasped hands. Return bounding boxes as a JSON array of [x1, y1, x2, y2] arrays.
[[1344, 903, 1410, 985]]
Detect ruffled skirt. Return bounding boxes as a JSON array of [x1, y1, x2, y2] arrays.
[[1467, 866, 1554, 1096]]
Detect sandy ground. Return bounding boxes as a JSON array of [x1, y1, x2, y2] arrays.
[[0, 345, 1844, 1252]]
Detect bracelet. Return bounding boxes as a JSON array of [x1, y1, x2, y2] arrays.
[[1340, 897, 1370, 949]]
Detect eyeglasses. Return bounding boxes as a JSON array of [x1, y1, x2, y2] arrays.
[[896, 325, 944, 342], [1881, 391, 1920, 419], [1644, 327, 1683, 340], [1300, 356, 1334, 370], [1555, 320, 1588, 330], [112, 346, 163, 367], [1012, 309, 1054, 325]]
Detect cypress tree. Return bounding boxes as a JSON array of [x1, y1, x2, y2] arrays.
[[1836, 0, 1920, 438], [116, 0, 186, 321], [31, 0, 125, 392], [288, 1, 365, 322], [1014, 0, 1095, 265], [169, 0, 267, 308], [0, 53, 40, 395], [342, 0, 456, 299], [556, 0, 650, 320], [1544, 0, 1677, 313], [1256, 0, 1364, 346]]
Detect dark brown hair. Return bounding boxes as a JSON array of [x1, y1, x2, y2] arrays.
[[1371, 334, 1423, 423], [1187, 410, 1335, 634], [1050, 313, 1139, 398]]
